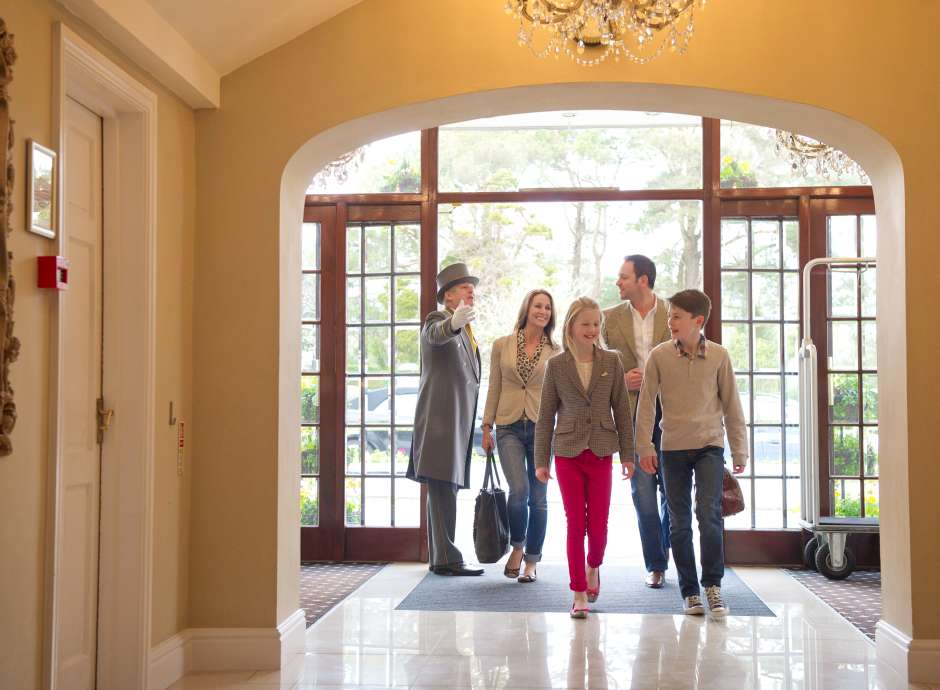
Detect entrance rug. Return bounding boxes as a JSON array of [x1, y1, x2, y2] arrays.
[[300, 562, 387, 628], [785, 568, 880, 641], [396, 563, 774, 617]]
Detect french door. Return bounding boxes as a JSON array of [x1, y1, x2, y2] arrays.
[[301, 204, 429, 561]]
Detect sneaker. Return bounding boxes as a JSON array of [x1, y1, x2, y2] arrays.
[[704, 585, 728, 618], [683, 594, 705, 615]]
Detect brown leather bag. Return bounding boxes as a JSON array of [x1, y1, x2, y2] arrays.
[[721, 467, 745, 517]]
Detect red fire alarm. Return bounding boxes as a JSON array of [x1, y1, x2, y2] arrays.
[[37, 256, 69, 290]]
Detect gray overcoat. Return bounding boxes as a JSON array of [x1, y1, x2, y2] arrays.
[[407, 309, 481, 488]]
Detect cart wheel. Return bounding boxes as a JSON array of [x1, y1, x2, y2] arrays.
[[814, 543, 856, 580], [803, 536, 820, 570]]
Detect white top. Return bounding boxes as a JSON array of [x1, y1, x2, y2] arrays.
[[629, 300, 658, 371], [575, 360, 593, 390]]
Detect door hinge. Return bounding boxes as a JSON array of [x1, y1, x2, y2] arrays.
[[97, 397, 114, 444]]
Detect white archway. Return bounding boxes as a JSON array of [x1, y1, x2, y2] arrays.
[[276, 81, 907, 672]]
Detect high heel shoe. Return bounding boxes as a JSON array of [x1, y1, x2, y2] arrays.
[[586, 568, 600, 603], [503, 551, 523, 578]]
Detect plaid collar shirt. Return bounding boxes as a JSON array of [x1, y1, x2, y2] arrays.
[[674, 333, 708, 360]]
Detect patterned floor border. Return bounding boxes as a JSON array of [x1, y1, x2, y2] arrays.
[[299, 562, 387, 628], [784, 568, 881, 641]]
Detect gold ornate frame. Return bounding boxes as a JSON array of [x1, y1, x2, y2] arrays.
[[0, 19, 18, 456]]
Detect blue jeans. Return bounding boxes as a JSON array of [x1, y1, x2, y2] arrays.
[[496, 419, 547, 563], [661, 446, 725, 599], [632, 401, 670, 573]]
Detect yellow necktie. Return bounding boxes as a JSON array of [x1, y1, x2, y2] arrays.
[[464, 323, 478, 355]]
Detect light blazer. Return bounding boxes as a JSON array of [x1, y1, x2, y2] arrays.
[[482, 332, 562, 427], [534, 347, 634, 470], [602, 296, 671, 417], [407, 309, 481, 487]]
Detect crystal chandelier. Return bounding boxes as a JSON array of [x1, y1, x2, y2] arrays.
[[506, 0, 706, 66], [774, 130, 869, 183]]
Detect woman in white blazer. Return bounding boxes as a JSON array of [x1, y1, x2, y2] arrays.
[[482, 289, 562, 583]]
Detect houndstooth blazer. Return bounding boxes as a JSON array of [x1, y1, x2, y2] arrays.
[[534, 347, 635, 469]]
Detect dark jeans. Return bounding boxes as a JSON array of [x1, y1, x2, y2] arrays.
[[496, 419, 547, 563], [631, 400, 670, 572], [661, 446, 725, 599]]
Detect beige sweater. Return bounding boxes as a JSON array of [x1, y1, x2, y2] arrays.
[[635, 339, 748, 463]]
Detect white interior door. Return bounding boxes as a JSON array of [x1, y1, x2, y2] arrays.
[[56, 96, 103, 690]]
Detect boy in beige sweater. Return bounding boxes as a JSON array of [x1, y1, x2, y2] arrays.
[[636, 289, 747, 618]]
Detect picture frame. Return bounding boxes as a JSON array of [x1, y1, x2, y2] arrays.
[[27, 139, 56, 239]]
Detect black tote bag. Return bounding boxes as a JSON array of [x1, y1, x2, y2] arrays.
[[473, 451, 510, 563]]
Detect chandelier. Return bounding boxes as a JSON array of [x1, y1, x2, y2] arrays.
[[506, 0, 706, 66], [774, 130, 869, 183]]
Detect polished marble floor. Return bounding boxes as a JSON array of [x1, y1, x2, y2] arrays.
[[167, 564, 937, 690]]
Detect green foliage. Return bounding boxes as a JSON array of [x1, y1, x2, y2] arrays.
[[300, 491, 318, 526], [719, 155, 759, 188], [381, 159, 420, 193]]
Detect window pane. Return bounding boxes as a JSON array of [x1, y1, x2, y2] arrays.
[[786, 478, 801, 528], [829, 271, 858, 317], [301, 427, 319, 475], [308, 131, 421, 195], [721, 271, 748, 320], [754, 479, 784, 528], [783, 273, 799, 321], [831, 426, 860, 476], [862, 373, 878, 423], [301, 324, 319, 373], [828, 215, 858, 257], [724, 477, 752, 529], [753, 426, 782, 476], [751, 220, 780, 269], [394, 478, 421, 527], [829, 322, 859, 370], [302, 274, 319, 321], [345, 427, 362, 474], [864, 480, 879, 518], [785, 374, 800, 425], [864, 427, 879, 476], [302, 222, 320, 270], [439, 111, 702, 192], [721, 219, 748, 268], [832, 479, 862, 517], [720, 121, 867, 188], [394, 327, 420, 374], [345, 379, 361, 425], [364, 377, 391, 424], [395, 224, 421, 272], [347, 278, 362, 323], [752, 273, 780, 319], [753, 323, 781, 371], [736, 375, 751, 425], [346, 327, 362, 374], [723, 323, 750, 373], [860, 215, 877, 257], [364, 429, 391, 475], [363, 479, 392, 527], [861, 268, 876, 317], [364, 277, 391, 322], [783, 220, 799, 270], [784, 324, 800, 374], [365, 225, 392, 274], [345, 478, 362, 525], [829, 373, 859, 423], [785, 426, 801, 476], [301, 376, 319, 424], [347, 225, 362, 274], [363, 327, 391, 374], [300, 478, 319, 527], [394, 428, 413, 475], [753, 375, 782, 424], [394, 376, 420, 425], [394, 276, 421, 322]]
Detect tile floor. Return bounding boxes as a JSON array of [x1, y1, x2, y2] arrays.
[[167, 564, 937, 690]]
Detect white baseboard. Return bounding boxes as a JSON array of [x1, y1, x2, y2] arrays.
[[148, 610, 307, 689], [876, 620, 940, 684]]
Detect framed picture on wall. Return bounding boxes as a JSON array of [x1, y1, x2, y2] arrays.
[[27, 139, 57, 239]]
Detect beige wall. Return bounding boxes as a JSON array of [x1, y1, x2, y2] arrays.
[[193, 0, 938, 640], [0, 1, 195, 688]]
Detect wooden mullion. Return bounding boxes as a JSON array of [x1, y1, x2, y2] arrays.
[[438, 188, 703, 204], [306, 193, 424, 205], [718, 185, 873, 200], [702, 118, 721, 342]]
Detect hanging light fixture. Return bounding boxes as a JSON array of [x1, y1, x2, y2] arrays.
[[506, 0, 706, 66], [773, 130, 869, 183]]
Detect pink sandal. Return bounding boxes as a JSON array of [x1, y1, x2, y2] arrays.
[[586, 569, 601, 603], [570, 604, 589, 619]]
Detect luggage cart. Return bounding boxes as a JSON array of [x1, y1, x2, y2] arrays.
[[799, 257, 879, 579]]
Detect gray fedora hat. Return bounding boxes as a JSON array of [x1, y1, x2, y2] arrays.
[[436, 262, 479, 303]]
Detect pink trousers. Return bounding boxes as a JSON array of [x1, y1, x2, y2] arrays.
[[555, 448, 613, 592]]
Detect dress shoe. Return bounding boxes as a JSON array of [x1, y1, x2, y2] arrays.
[[645, 570, 665, 589], [432, 563, 484, 576]]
